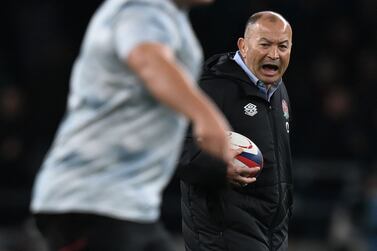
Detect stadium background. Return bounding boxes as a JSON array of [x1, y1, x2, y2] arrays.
[[0, 0, 376, 250]]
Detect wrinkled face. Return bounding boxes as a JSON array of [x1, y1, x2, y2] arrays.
[[238, 17, 292, 85]]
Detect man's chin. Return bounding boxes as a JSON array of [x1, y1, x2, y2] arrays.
[[260, 77, 280, 86]]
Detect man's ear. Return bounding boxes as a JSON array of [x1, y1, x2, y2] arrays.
[[237, 38, 247, 58]]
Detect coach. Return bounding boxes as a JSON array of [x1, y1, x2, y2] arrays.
[[178, 11, 294, 251]]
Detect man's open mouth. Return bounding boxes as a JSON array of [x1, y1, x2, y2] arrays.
[[262, 63, 279, 71]]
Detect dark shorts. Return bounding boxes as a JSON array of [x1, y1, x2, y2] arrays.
[[34, 213, 175, 251]]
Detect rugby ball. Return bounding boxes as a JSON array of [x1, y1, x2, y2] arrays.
[[228, 131, 264, 170]]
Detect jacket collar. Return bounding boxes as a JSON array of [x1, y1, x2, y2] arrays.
[[202, 52, 278, 101]]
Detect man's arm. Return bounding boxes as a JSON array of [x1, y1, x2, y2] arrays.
[[178, 75, 259, 188], [178, 129, 257, 188], [127, 42, 231, 162]]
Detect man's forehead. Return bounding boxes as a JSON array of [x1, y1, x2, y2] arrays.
[[250, 19, 290, 32], [247, 21, 292, 39], [257, 36, 291, 44]]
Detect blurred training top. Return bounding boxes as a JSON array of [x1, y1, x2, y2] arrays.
[[31, 0, 203, 223]]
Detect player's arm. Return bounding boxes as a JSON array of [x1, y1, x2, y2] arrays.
[[178, 126, 254, 188], [127, 42, 231, 162]]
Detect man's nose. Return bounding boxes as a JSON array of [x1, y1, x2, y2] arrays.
[[267, 46, 279, 59]]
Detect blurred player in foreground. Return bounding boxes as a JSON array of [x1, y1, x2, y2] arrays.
[[30, 0, 232, 250]]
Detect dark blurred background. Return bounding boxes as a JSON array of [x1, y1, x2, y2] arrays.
[[0, 0, 376, 250]]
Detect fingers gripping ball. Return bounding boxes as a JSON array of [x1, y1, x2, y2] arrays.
[[228, 131, 264, 172]]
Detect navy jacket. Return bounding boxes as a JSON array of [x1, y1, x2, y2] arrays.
[[178, 53, 293, 251]]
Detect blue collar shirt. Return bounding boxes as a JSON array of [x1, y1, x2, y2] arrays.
[[233, 51, 281, 102]]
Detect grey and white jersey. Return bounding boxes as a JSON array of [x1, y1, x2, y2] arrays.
[[31, 0, 203, 223]]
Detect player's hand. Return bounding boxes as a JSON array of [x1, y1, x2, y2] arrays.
[[226, 148, 260, 187]]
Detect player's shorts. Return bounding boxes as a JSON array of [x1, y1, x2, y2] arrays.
[[34, 213, 175, 251]]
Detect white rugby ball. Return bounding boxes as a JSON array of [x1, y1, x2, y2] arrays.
[[228, 131, 264, 169]]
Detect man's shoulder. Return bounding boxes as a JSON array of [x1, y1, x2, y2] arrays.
[[202, 53, 236, 73], [201, 52, 251, 87], [200, 74, 241, 93], [197, 75, 244, 107]]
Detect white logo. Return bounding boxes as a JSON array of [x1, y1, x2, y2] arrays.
[[244, 103, 258, 117], [286, 122, 290, 133]]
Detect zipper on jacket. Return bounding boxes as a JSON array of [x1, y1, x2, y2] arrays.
[[267, 104, 283, 251]]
